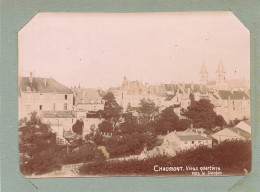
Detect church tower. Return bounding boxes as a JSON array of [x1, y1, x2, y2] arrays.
[[199, 60, 208, 85], [216, 59, 226, 89]]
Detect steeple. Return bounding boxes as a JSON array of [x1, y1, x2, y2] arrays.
[[200, 60, 208, 74], [216, 59, 225, 73], [199, 60, 208, 85], [215, 59, 227, 89]]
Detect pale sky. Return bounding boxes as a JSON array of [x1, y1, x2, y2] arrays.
[[18, 12, 250, 89]]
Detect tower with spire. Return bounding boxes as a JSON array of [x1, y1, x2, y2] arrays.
[[215, 59, 226, 89], [199, 60, 209, 85]]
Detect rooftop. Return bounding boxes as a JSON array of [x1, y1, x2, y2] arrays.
[[218, 90, 250, 100], [19, 76, 72, 94], [228, 127, 251, 140], [42, 111, 75, 118]]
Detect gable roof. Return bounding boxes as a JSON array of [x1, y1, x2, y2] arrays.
[[74, 88, 103, 104], [165, 131, 211, 142], [218, 90, 250, 100], [19, 77, 72, 94], [229, 127, 251, 140]]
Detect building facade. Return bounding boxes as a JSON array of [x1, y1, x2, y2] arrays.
[[19, 73, 73, 119]]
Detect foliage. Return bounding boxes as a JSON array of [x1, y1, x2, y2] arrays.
[[98, 121, 113, 133], [72, 120, 84, 135], [101, 92, 122, 121], [155, 106, 179, 134], [183, 99, 226, 130], [93, 131, 104, 146], [19, 114, 60, 175], [79, 140, 251, 176], [215, 115, 226, 127], [63, 143, 105, 165], [105, 132, 156, 158], [177, 119, 192, 131], [228, 118, 242, 127], [137, 98, 159, 124]]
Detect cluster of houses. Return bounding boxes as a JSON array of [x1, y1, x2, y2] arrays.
[[18, 72, 105, 144], [18, 60, 251, 150], [109, 59, 250, 122], [139, 120, 251, 159]]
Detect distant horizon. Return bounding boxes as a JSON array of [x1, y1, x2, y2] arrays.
[[19, 12, 250, 89]]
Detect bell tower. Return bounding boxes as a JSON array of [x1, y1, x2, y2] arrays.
[[216, 59, 226, 88], [199, 60, 208, 85]]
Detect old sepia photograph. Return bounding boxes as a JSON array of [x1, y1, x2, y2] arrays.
[[18, 12, 251, 177]]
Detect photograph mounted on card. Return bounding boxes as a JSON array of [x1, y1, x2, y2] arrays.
[[18, 12, 251, 178]]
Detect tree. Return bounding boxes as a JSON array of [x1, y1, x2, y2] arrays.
[[155, 106, 179, 135], [72, 120, 84, 135], [124, 103, 137, 123], [189, 93, 195, 104], [183, 99, 225, 130], [137, 98, 159, 124], [177, 119, 192, 131], [98, 121, 113, 133], [99, 92, 122, 131], [215, 115, 226, 127]]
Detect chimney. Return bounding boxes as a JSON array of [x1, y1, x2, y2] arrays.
[[29, 72, 33, 85], [190, 123, 193, 129], [174, 130, 176, 134]]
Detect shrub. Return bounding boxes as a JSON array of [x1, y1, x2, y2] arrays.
[[79, 140, 251, 176]]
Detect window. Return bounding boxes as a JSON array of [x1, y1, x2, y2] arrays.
[[53, 103, 56, 111], [191, 141, 194, 144], [94, 106, 97, 111], [64, 103, 68, 110], [233, 107, 235, 111], [39, 105, 43, 110], [72, 119, 73, 123], [65, 95, 67, 100], [184, 141, 187, 144], [233, 101, 235, 105]]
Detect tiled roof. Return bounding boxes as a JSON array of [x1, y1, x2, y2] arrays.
[[42, 111, 75, 118], [74, 88, 103, 103], [229, 127, 251, 140], [19, 77, 72, 94], [218, 90, 250, 100]]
